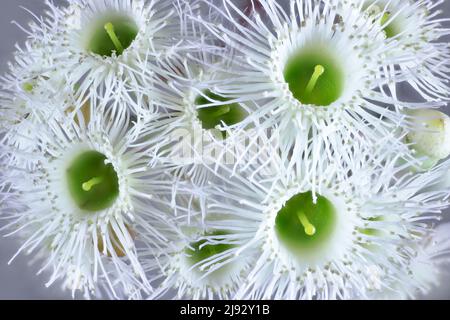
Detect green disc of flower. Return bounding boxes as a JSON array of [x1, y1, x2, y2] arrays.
[[284, 48, 343, 106], [66, 150, 119, 212], [88, 15, 138, 57], [275, 191, 337, 255]]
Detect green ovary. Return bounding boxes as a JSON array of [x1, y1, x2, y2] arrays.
[[66, 151, 119, 212], [284, 48, 344, 106], [196, 90, 248, 136], [275, 191, 337, 256], [88, 14, 138, 57]]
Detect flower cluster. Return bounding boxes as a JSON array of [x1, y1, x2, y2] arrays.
[[1, 0, 450, 300]]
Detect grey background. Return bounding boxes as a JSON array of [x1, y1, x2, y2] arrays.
[[0, 0, 449, 299]]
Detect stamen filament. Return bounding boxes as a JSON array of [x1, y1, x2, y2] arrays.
[[82, 177, 103, 192], [297, 210, 316, 236], [305, 65, 325, 95], [104, 22, 124, 54]]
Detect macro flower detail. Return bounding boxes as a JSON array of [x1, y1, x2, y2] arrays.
[[405, 109, 450, 169], [352, 0, 450, 101], [21, 0, 181, 108], [369, 222, 450, 299], [66, 150, 120, 212], [132, 38, 252, 178], [0, 97, 178, 298], [187, 136, 450, 299], [144, 223, 254, 299], [192, 0, 433, 170], [0, 0, 450, 301]]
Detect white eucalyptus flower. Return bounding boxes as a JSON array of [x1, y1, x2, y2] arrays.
[[369, 222, 450, 299], [132, 38, 253, 182], [1, 0, 450, 302], [405, 109, 450, 170], [190, 132, 450, 299], [192, 0, 439, 169], [140, 194, 255, 300], [0, 38, 59, 148], [348, 0, 450, 101], [0, 90, 38, 169], [0, 97, 177, 298], [23, 0, 181, 107], [0, 37, 55, 96]]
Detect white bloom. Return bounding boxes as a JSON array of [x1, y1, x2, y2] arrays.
[[405, 109, 450, 169], [133, 40, 253, 181], [190, 132, 450, 299], [23, 0, 181, 106], [192, 0, 430, 169], [370, 222, 450, 299], [141, 197, 255, 300], [0, 37, 55, 96], [348, 0, 450, 101], [0, 96, 176, 298], [0, 89, 39, 169], [0, 36, 64, 161]]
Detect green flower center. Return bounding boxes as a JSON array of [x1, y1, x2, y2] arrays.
[[88, 14, 138, 57], [186, 231, 235, 275], [195, 90, 248, 137], [284, 47, 344, 106], [66, 151, 119, 212], [275, 191, 336, 255]]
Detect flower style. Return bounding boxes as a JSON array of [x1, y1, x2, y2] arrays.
[[0, 96, 178, 298]]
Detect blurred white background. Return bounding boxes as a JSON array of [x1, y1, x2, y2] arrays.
[[0, 0, 449, 299]]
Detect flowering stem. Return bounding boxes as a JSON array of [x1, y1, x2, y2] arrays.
[[104, 22, 124, 54], [305, 65, 325, 95], [297, 210, 316, 236], [82, 177, 103, 192]]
